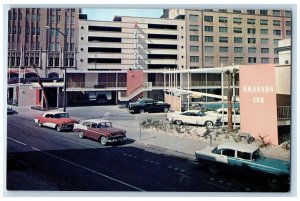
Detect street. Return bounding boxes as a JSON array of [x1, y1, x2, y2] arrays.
[[6, 108, 284, 192]]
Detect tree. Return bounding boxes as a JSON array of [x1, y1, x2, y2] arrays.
[[32, 64, 49, 110], [225, 70, 233, 132]]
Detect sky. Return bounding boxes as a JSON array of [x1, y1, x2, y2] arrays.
[[81, 9, 163, 21]]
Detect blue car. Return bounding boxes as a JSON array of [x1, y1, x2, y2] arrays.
[[195, 142, 290, 190]]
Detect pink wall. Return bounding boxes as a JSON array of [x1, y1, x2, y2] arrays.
[[239, 64, 278, 145], [127, 70, 144, 96]]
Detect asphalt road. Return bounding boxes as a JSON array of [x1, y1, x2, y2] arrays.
[[6, 113, 286, 193]]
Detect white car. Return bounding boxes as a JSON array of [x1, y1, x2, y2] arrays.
[[167, 110, 221, 127], [212, 108, 240, 124]]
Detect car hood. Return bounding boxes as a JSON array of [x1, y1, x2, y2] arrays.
[[99, 127, 126, 135], [256, 157, 290, 175]]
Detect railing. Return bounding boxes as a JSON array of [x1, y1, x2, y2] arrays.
[[67, 82, 127, 88], [191, 81, 239, 87], [277, 106, 291, 120]]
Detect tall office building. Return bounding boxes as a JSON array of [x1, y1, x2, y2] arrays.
[[7, 8, 81, 80]]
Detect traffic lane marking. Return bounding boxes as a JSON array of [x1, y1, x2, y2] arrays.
[[7, 136, 145, 192]]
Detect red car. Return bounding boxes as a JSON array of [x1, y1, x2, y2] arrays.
[[34, 111, 78, 132], [73, 119, 127, 145]]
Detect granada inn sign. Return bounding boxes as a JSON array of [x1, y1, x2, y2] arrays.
[[239, 64, 279, 145]]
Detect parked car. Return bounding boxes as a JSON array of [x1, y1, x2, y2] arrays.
[[209, 108, 241, 124], [73, 119, 127, 145], [128, 98, 170, 114], [167, 110, 221, 127], [34, 111, 78, 132], [195, 142, 290, 190]]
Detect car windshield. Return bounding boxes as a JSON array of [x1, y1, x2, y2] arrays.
[[97, 122, 112, 128], [53, 113, 69, 118], [252, 149, 265, 161]]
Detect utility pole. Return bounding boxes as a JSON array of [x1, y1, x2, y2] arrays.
[[225, 70, 233, 132]]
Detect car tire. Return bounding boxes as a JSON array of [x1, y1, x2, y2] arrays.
[[56, 125, 62, 132], [78, 132, 84, 139], [100, 136, 107, 145], [267, 176, 281, 190], [37, 121, 42, 127], [205, 121, 213, 128], [175, 120, 182, 125], [164, 108, 169, 112], [140, 109, 145, 113], [208, 163, 219, 174]]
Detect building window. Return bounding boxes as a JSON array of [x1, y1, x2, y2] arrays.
[[65, 29, 70, 36], [190, 56, 199, 62], [233, 27, 242, 33], [71, 16, 75, 24], [274, 39, 280, 45], [26, 13, 30, 21], [49, 42, 54, 51], [248, 38, 256, 44], [55, 28, 60, 36], [70, 43, 75, 50], [205, 36, 213, 42], [286, 30, 291, 36], [261, 58, 269, 64], [56, 15, 60, 22], [285, 11, 291, 17], [273, 30, 281, 36], [234, 37, 243, 43], [16, 57, 20, 66], [260, 10, 268, 15], [273, 20, 281, 26], [205, 56, 214, 64], [219, 17, 228, 23], [261, 38, 269, 45], [50, 15, 55, 22], [190, 35, 199, 41], [247, 18, 255, 25], [234, 47, 243, 53], [55, 43, 60, 51], [219, 46, 228, 52], [261, 48, 269, 54], [260, 19, 268, 25], [274, 48, 279, 54], [205, 46, 214, 53], [219, 37, 228, 43], [233, 10, 242, 14], [204, 26, 213, 32], [70, 58, 74, 66], [220, 56, 229, 63], [204, 16, 213, 22], [71, 28, 75, 36], [49, 58, 53, 66], [32, 26, 35, 35], [37, 14, 40, 21], [286, 21, 291, 26], [219, 27, 228, 33], [13, 26, 16, 34], [25, 57, 29, 66], [18, 26, 21, 34], [36, 42, 40, 49], [234, 57, 243, 64], [248, 57, 257, 63], [189, 25, 199, 31], [18, 13, 22, 20], [190, 46, 199, 52], [233, 17, 242, 24], [66, 16, 70, 23], [247, 28, 256, 34], [189, 14, 198, 21], [247, 10, 255, 14], [248, 47, 256, 53], [219, 9, 227, 13], [274, 58, 279, 63], [32, 14, 36, 21], [260, 29, 268, 34], [273, 10, 281, 16], [55, 58, 59, 66]]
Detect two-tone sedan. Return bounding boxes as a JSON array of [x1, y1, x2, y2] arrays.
[[167, 110, 221, 128], [195, 142, 290, 190], [34, 111, 78, 132], [73, 119, 127, 145]]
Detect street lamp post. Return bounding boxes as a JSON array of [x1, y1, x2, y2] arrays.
[[45, 26, 67, 112]]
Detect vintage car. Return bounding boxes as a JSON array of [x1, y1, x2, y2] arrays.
[[128, 98, 171, 114], [34, 111, 78, 132], [208, 108, 241, 124], [195, 142, 290, 190], [73, 119, 127, 145], [167, 110, 221, 127]]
